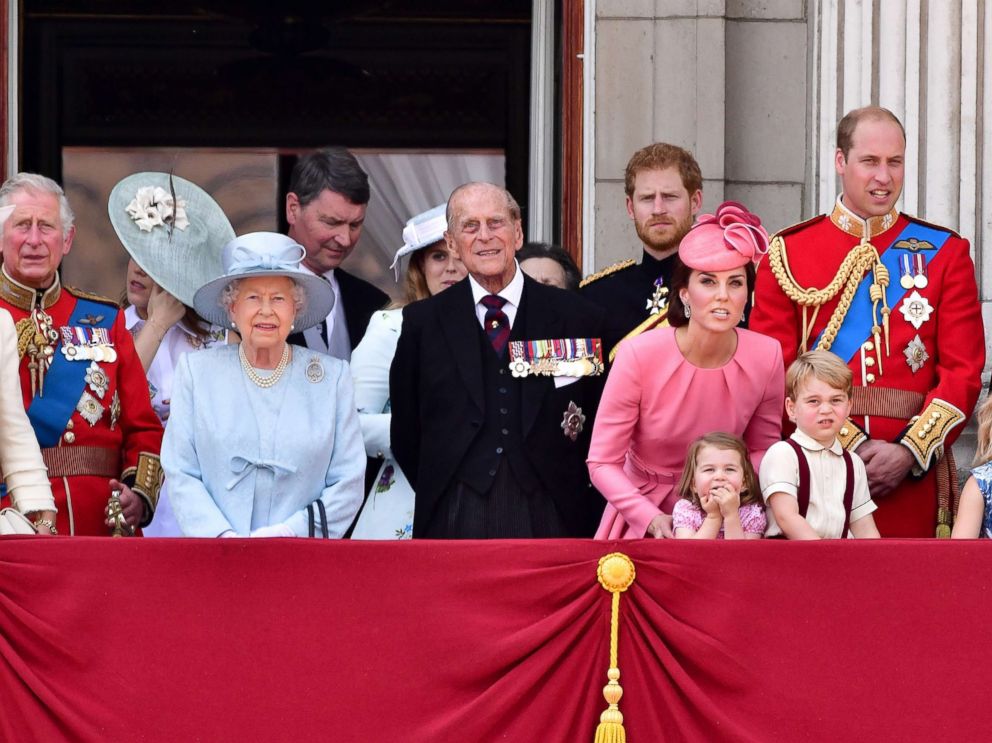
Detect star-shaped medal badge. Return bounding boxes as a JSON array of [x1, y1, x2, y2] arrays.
[[899, 290, 934, 330], [561, 401, 586, 441], [903, 335, 929, 373], [645, 284, 669, 315]]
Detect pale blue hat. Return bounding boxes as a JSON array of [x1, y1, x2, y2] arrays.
[[109, 172, 235, 306], [193, 232, 334, 332]]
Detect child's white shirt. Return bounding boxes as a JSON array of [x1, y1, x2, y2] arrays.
[[760, 429, 876, 538]]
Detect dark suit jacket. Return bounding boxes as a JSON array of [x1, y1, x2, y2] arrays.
[[390, 275, 607, 537], [287, 267, 388, 352]]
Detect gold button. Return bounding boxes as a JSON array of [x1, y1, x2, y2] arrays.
[[840, 427, 849, 436], [863, 341, 874, 351], [864, 358, 875, 367], [918, 431, 926, 439], [866, 373, 876, 383], [64, 431, 75, 444], [931, 412, 941, 419]]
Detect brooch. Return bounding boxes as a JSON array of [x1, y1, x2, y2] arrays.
[[561, 401, 586, 442], [904, 335, 929, 373], [898, 290, 934, 330], [306, 356, 325, 383]]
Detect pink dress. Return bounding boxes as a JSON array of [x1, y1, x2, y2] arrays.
[[671, 499, 768, 538], [589, 327, 784, 539]]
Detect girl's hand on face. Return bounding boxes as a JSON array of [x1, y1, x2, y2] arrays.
[[710, 483, 741, 517], [700, 491, 722, 517]]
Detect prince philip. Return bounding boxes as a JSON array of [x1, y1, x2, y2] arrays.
[[390, 183, 606, 538]]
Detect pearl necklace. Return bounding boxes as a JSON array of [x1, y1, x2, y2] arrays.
[[239, 343, 291, 388]]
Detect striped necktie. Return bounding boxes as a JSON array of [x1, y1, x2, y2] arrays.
[[480, 294, 510, 354]]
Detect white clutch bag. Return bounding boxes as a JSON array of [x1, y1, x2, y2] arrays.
[[0, 507, 38, 535]]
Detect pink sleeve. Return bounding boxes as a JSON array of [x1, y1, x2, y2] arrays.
[[743, 340, 785, 473], [587, 343, 659, 537], [739, 503, 768, 535], [672, 499, 703, 532]]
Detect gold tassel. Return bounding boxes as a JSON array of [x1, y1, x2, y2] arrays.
[[594, 553, 636, 743]]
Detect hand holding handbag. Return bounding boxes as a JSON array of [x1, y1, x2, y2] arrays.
[[0, 508, 38, 535]]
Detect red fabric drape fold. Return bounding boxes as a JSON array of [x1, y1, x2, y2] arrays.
[[0, 538, 988, 742]]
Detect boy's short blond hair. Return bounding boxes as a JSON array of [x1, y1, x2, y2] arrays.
[[785, 350, 853, 400]]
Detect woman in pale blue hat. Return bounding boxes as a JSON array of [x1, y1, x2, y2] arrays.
[[109, 172, 234, 536], [348, 203, 466, 539], [161, 232, 365, 537]]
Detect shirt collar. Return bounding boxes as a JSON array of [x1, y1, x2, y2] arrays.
[[790, 428, 844, 456], [0, 264, 61, 311], [469, 260, 524, 308], [830, 194, 899, 240]]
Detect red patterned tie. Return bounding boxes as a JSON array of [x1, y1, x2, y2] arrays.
[[480, 294, 510, 354]]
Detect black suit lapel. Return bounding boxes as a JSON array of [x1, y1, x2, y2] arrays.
[[439, 280, 485, 414], [518, 278, 565, 438], [335, 269, 361, 348]]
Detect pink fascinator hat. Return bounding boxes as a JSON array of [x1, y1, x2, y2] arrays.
[[678, 201, 770, 271]]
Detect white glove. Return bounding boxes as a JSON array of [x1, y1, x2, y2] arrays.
[[250, 523, 295, 538]]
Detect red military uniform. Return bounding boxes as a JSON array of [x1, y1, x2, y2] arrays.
[[751, 197, 984, 537], [0, 267, 163, 535]]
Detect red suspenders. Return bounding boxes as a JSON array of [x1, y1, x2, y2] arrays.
[[784, 438, 855, 539]]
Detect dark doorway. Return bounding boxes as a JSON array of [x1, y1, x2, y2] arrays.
[[20, 1, 532, 296]]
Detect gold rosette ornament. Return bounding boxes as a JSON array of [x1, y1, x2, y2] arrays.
[[593, 552, 636, 743]]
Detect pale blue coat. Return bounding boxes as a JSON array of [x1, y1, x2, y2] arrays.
[[162, 344, 365, 537]]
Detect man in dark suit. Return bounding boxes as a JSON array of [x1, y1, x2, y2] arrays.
[[390, 182, 607, 538], [285, 147, 388, 359]]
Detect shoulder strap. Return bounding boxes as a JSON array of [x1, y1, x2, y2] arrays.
[[841, 450, 855, 539], [785, 439, 811, 518]]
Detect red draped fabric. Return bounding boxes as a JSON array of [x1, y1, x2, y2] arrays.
[[0, 538, 988, 742]]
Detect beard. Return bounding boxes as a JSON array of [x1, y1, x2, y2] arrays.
[[634, 211, 694, 256]]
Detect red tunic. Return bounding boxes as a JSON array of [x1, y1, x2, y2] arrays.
[[751, 202, 984, 537], [0, 270, 163, 535]]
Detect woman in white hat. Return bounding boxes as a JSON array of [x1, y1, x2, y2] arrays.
[[110, 172, 233, 536], [348, 204, 466, 539], [161, 232, 365, 537]]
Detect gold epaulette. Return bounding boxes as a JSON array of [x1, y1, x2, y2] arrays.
[[579, 259, 635, 288], [899, 399, 965, 471], [66, 285, 121, 308]]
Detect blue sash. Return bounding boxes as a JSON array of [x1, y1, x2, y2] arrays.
[[815, 222, 952, 363], [26, 298, 115, 447]]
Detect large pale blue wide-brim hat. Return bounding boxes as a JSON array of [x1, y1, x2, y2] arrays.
[[108, 172, 235, 306], [192, 232, 334, 333]]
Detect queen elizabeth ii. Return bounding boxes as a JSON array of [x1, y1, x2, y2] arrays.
[[162, 232, 365, 537]]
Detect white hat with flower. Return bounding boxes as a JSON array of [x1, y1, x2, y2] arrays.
[[109, 172, 235, 306]]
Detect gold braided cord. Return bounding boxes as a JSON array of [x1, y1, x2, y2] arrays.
[[767, 235, 881, 352]]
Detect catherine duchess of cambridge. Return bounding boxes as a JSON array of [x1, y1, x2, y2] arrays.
[[590, 202, 784, 539], [162, 232, 365, 537]]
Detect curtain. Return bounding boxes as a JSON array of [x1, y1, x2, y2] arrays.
[[0, 538, 985, 741]]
